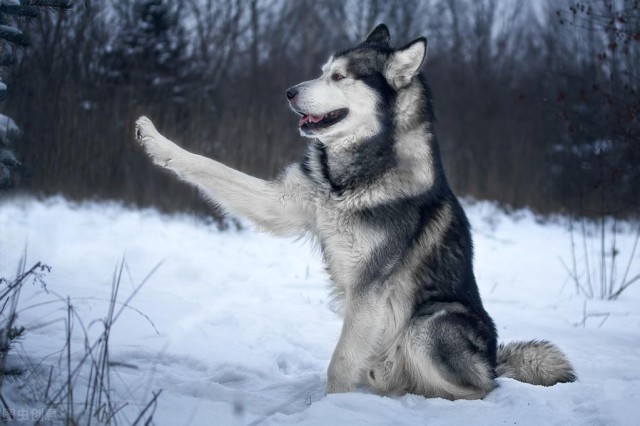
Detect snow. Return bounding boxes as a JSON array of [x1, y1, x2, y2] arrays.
[[1, 196, 639, 425]]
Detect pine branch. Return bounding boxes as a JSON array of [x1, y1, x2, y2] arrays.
[[19, 0, 73, 9], [0, 25, 29, 47], [0, 51, 16, 67], [0, 6, 39, 18], [0, 1, 72, 18]]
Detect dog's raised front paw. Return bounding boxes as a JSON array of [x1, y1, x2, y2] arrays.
[[134, 116, 177, 168], [135, 116, 157, 142]]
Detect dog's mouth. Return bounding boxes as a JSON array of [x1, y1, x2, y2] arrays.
[[297, 108, 349, 130]]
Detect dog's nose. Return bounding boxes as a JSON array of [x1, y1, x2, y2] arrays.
[[285, 87, 298, 100]]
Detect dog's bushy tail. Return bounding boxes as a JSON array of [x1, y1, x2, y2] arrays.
[[496, 340, 576, 386]]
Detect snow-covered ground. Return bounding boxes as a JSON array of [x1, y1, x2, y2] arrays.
[[1, 196, 639, 425]]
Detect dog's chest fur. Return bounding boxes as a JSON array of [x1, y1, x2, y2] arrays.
[[299, 137, 425, 314], [313, 200, 386, 303]]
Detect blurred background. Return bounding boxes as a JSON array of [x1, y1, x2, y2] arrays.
[[0, 0, 638, 219]]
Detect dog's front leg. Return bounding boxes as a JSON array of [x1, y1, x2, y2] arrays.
[[134, 117, 312, 236], [327, 295, 382, 394]]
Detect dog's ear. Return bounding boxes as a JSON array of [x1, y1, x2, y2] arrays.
[[384, 37, 426, 89], [365, 24, 390, 45]]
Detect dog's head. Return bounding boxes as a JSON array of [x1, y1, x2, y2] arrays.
[[286, 24, 427, 143]]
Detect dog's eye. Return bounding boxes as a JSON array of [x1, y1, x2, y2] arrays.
[[332, 73, 345, 82]]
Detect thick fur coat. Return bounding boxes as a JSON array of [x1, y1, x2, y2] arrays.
[[134, 24, 575, 399]]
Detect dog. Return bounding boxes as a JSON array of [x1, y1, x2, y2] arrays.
[[134, 24, 575, 400]]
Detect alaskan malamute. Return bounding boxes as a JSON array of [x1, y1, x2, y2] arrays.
[[134, 24, 575, 399]]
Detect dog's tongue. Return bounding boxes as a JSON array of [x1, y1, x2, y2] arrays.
[[299, 114, 324, 126]]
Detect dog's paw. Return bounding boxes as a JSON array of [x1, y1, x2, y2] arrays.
[[135, 116, 157, 142], [326, 372, 355, 395], [134, 116, 178, 168], [325, 379, 354, 395]]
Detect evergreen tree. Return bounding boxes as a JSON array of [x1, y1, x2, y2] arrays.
[[100, 0, 190, 102], [0, 0, 71, 190]]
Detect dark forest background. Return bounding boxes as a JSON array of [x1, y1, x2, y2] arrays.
[[0, 0, 638, 219]]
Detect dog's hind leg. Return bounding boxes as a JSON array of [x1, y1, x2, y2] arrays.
[[397, 311, 496, 400], [134, 117, 313, 236]]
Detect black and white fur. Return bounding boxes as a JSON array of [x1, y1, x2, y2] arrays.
[[134, 24, 575, 399]]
